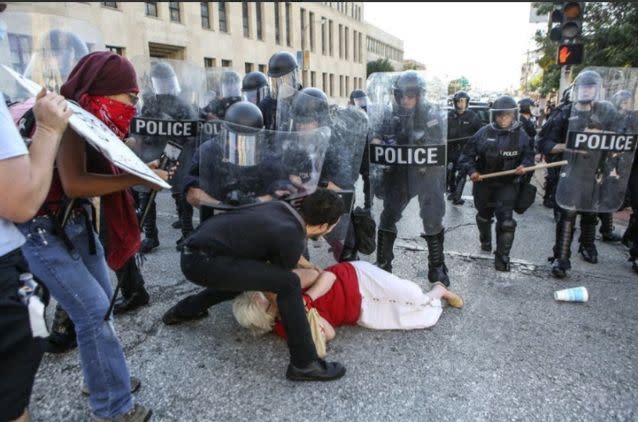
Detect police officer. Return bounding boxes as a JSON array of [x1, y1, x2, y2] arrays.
[[201, 70, 243, 121], [373, 71, 449, 285], [447, 91, 482, 205], [242, 71, 270, 106], [136, 61, 197, 253], [518, 98, 537, 141], [349, 89, 373, 210], [260, 51, 302, 130], [538, 70, 617, 278], [458, 95, 534, 271]]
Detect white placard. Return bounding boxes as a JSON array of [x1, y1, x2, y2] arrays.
[[2, 64, 171, 190]]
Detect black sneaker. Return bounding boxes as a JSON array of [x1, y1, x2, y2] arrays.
[[140, 236, 159, 254], [286, 359, 346, 382], [578, 245, 598, 264], [550, 258, 570, 279], [162, 305, 209, 325], [113, 289, 150, 316]]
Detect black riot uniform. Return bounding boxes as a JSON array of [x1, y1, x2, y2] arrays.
[[349, 89, 373, 210], [537, 70, 619, 278], [136, 62, 198, 253], [373, 71, 449, 285], [259, 51, 302, 130], [458, 95, 534, 271], [518, 98, 538, 141], [447, 91, 482, 205]]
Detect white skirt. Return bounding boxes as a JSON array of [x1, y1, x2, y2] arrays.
[[350, 261, 443, 330]]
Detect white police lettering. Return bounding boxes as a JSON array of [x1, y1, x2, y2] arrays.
[[573, 132, 637, 152], [426, 119, 438, 128], [198, 121, 217, 136], [501, 151, 519, 157], [371, 145, 440, 165], [133, 118, 194, 137]]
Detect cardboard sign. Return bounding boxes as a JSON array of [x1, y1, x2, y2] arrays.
[[2, 65, 171, 190]]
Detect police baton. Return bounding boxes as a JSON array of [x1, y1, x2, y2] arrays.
[[478, 160, 568, 181]]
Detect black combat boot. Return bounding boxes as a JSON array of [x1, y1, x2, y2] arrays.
[[375, 229, 396, 272], [494, 220, 516, 272], [599, 213, 622, 242], [113, 256, 150, 315], [446, 164, 456, 196], [550, 215, 574, 278], [422, 231, 449, 287], [578, 222, 598, 264], [450, 172, 466, 205], [176, 194, 194, 251], [47, 305, 77, 354], [139, 193, 159, 254], [622, 213, 636, 248], [476, 215, 493, 252]]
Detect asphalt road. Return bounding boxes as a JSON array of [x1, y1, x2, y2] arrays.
[[30, 173, 638, 421]]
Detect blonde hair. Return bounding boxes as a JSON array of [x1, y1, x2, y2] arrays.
[[232, 291, 275, 336]]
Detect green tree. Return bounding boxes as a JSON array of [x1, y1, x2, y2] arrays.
[[532, 2, 638, 96], [366, 58, 394, 77], [447, 76, 471, 95]]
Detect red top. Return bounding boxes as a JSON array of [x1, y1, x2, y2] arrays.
[[273, 262, 362, 339]]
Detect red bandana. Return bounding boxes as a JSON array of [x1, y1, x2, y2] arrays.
[[79, 94, 136, 139]]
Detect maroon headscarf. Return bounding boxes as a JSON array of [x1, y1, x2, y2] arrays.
[[60, 51, 141, 270]]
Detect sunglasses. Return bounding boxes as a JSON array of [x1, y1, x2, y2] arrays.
[[128, 93, 140, 106]]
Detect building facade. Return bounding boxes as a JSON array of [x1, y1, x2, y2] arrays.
[[5, 1, 403, 104]]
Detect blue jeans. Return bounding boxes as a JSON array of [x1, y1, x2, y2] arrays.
[[18, 212, 134, 418]]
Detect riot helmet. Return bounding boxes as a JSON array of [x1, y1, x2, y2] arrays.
[[518, 98, 535, 114], [221, 70, 242, 98], [267, 51, 299, 100], [242, 71, 270, 105], [393, 71, 426, 110], [219, 101, 265, 166], [452, 91, 470, 112], [611, 90, 633, 113], [291, 87, 329, 131], [490, 95, 520, 131], [349, 89, 369, 110], [573, 70, 602, 104], [150, 61, 181, 96]]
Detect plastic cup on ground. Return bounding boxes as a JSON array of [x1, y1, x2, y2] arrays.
[[554, 286, 589, 302]]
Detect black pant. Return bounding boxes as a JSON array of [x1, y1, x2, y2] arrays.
[[180, 249, 318, 367], [0, 249, 46, 421], [473, 180, 518, 222], [629, 170, 638, 254]]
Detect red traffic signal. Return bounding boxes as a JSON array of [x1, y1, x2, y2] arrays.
[[557, 43, 584, 66]]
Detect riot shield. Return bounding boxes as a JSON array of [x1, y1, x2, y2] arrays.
[[128, 57, 205, 196], [0, 11, 103, 101], [197, 120, 331, 219], [200, 68, 244, 121], [366, 70, 448, 237], [319, 104, 370, 262], [556, 67, 638, 213]]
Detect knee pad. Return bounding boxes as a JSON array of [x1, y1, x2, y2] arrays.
[[498, 219, 517, 233]]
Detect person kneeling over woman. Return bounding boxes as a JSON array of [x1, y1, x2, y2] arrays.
[[233, 261, 463, 344]]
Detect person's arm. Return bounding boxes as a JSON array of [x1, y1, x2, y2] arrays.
[[304, 270, 337, 302], [56, 127, 168, 198], [292, 268, 321, 289], [459, 133, 480, 181], [297, 255, 321, 272], [186, 186, 221, 208], [319, 315, 335, 341], [0, 89, 72, 222]]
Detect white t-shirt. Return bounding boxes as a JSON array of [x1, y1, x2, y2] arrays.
[[0, 94, 28, 256]]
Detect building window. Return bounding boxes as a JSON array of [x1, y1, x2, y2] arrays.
[[101, 2, 117, 8], [221, 59, 232, 68], [339, 75, 343, 97], [274, 2, 281, 45], [201, 2, 210, 29], [302, 70, 308, 87], [345, 76, 349, 96], [106, 45, 125, 56], [311, 71, 316, 87], [285, 2, 291, 47], [169, 2, 180, 22], [9, 34, 32, 73], [255, 2, 263, 40], [329, 73, 334, 97], [338, 24, 343, 59], [218, 1, 228, 33], [300, 8, 306, 50], [245, 62, 254, 73], [328, 20, 333, 56], [145, 2, 157, 17], [258, 64, 267, 74], [321, 16, 326, 55], [344, 27, 349, 60], [309, 12, 315, 52], [204, 57, 216, 68], [358, 32, 362, 63], [322, 72, 327, 93], [353, 30, 357, 62], [242, 1, 250, 38]]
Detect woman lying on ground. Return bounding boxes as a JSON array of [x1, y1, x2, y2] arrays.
[[232, 260, 464, 342]]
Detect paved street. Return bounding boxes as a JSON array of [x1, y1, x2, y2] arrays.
[[31, 172, 638, 421]]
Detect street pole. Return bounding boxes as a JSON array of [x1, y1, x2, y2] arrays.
[[559, 64, 572, 100]]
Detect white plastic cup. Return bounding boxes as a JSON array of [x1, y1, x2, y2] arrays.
[[554, 286, 589, 302]]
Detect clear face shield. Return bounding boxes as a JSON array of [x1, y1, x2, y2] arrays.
[[221, 79, 241, 98], [151, 75, 181, 96], [454, 97, 468, 112], [242, 85, 270, 105], [490, 108, 520, 131], [219, 126, 262, 166], [574, 83, 599, 104], [353, 96, 368, 110], [270, 71, 298, 100]]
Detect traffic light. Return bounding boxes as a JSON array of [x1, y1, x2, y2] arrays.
[[559, 2, 585, 42], [556, 43, 584, 66]]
